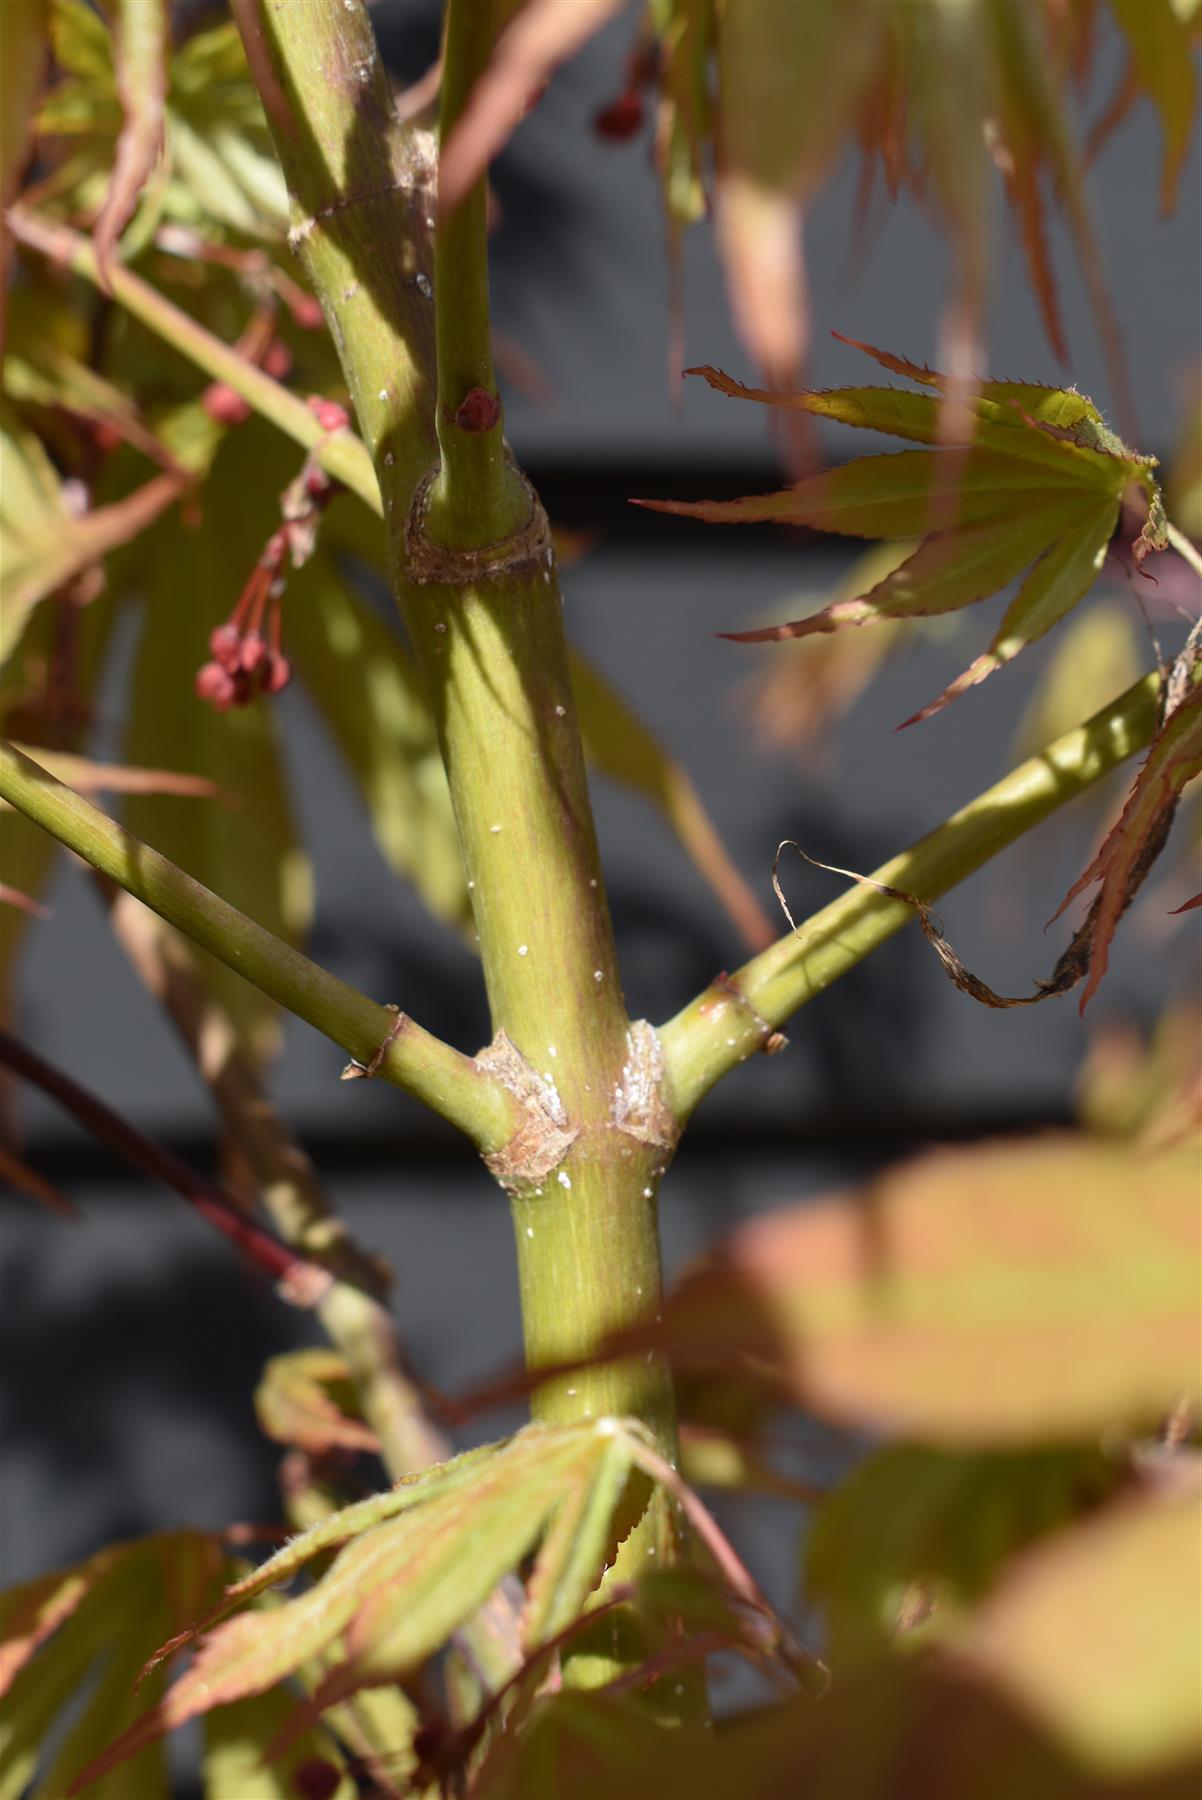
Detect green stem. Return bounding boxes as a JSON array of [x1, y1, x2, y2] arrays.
[[234, 0, 687, 1670], [0, 740, 516, 1152], [6, 206, 380, 508], [424, 0, 527, 547], [658, 671, 1161, 1119]]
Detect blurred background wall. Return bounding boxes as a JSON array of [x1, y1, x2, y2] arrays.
[[3, 0, 1199, 1658]]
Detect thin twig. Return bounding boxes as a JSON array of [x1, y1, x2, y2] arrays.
[[0, 1030, 329, 1303]]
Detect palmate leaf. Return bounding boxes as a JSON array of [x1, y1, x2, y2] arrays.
[[72, 1422, 651, 1790], [639, 341, 1164, 722], [638, 1135, 1200, 1446], [202, 1690, 355, 1800], [0, 1530, 225, 1800]]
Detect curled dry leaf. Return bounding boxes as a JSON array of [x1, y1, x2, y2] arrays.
[[254, 1349, 381, 1459]]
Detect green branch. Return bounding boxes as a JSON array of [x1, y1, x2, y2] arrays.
[[6, 206, 380, 508], [0, 741, 517, 1152], [658, 671, 1162, 1120], [424, 0, 528, 548]]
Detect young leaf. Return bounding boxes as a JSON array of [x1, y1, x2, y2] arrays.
[[639, 345, 1163, 716], [254, 1349, 380, 1459], [1051, 677, 1202, 1010], [642, 1135, 1200, 1445], [0, 1531, 225, 1800], [73, 1427, 618, 1789], [92, 0, 168, 284]]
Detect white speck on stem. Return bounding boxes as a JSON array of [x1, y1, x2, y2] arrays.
[[726, 1036, 737, 1046], [467, 879, 474, 890], [378, 388, 388, 401], [557, 1170, 572, 1189], [517, 944, 528, 957], [416, 272, 433, 297], [593, 969, 604, 982], [566, 1386, 577, 1397], [643, 1187, 653, 1198], [526, 1226, 534, 1238], [588, 878, 598, 889], [433, 621, 447, 633], [384, 452, 395, 467], [490, 824, 502, 834], [554, 704, 566, 717], [548, 1045, 557, 1057]]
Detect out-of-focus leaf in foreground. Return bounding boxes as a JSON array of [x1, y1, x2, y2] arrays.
[[636, 1135, 1199, 1445], [806, 1442, 1123, 1667], [965, 1487, 1202, 1780], [0, 1530, 225, 1800], [638, 341, 1166, 723]]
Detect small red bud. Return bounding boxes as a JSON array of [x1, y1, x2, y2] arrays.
[[239, 630, 267, 674], [195, 662, 236, 710], [230, 667, 254, 707], [289, 294, 325, 331], [209, 623, 242, 671], [594, 90, 644, 141], [92, 421, 123, 455], [307, 396, 350, 433], [202, 383, 252, 426], [262, 651, 292, 694], [453, 387, 502, 433], [303, 462, 331, 499], [262, 338, 293, 380]]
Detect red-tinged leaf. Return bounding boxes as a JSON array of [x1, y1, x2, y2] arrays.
[[439, 0, 624, 213], [74, 1429, 607, 1790], [0, 1142, 77, 1216], [254, 1350, 380, 1459], [1108, 0, 1198, 213], [637, 450, 1070, 539], [0, 1547, 123, 1698], [92, 0, 168, 285], [715, 0, 881, 380], [1169, 892, 1202, 915], [964, 1489, 1202, 1778], [640, 1135, 1200, 1445], [724, 505, 1078, 644], [901, 496, 1118, 724], [1052, 679, 1202, 1010]]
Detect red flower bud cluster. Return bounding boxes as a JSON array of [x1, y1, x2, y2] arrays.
[[194, 407, 347, 714]]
